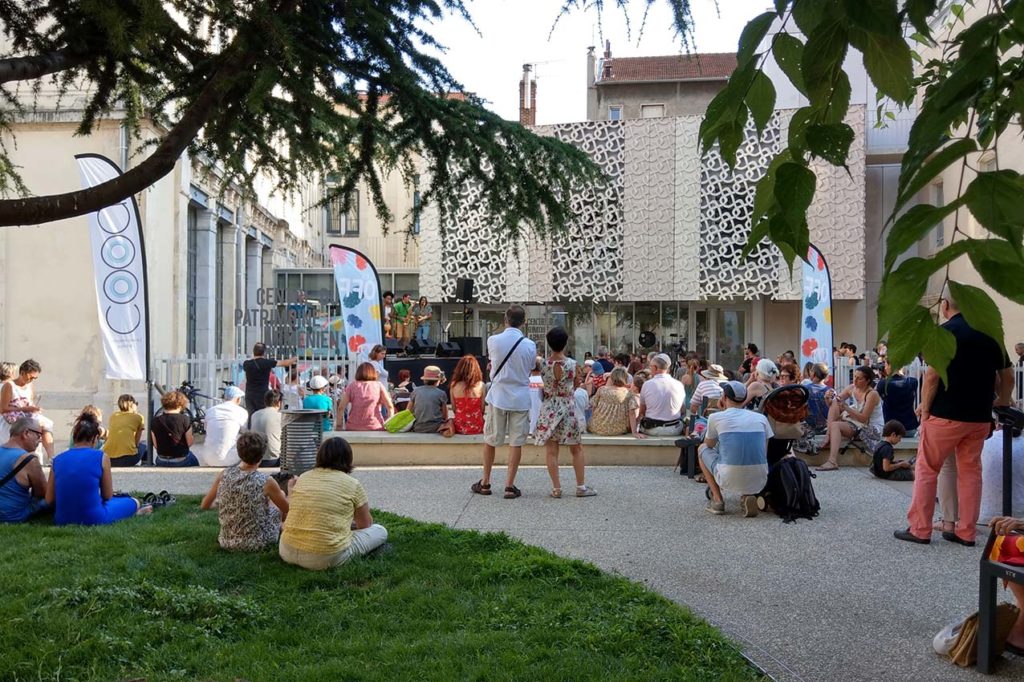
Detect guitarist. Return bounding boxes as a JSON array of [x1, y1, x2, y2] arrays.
[[411, 296, 433, 345], [382, 290, 395, 338], [393, 293, 413, 347]]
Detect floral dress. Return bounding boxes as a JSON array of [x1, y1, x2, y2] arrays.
[[453, 395, 484, 435], [534, 358, 582, 446]]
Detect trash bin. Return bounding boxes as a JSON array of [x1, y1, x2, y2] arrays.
[[280, 409, 327, 476]]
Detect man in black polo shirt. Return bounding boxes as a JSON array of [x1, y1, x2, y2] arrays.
[[896, 291, 1014, 547], [242, 343, 297, 415]]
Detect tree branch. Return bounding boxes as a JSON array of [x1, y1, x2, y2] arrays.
[[0, 50, 92, 84], [0, 49, 253, 226]]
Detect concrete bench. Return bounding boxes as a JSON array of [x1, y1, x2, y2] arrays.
[[324, 431, 682, 466]]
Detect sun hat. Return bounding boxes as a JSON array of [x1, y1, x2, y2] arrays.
[[700, 364, 727, 381], [590, 362, 605, 376], [719, 380, 748, 402], [328, 374, 342, 385], [224, 386, 244, 400], [422, 365, 446, 383], [307, 375, 329, 390]]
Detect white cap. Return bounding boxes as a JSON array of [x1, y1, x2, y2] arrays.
[[224, 386, 244, 400], [308, 375, 329, 390]]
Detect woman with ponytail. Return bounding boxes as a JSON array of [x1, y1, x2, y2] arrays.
[[45, 409, 150, 525]]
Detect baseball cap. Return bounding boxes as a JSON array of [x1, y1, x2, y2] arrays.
[[224, 386, 244, 400], [307, 375, 329, 390], [719, 380, 747, 402]]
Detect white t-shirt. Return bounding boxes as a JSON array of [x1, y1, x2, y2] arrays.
[[196, 400, 249, 467], [485, 327, 537, 412], [250, 407, 282, 458], [639, 372, 686, 421], [705, 407, 773, 495], [980, 432, 1024, 524]]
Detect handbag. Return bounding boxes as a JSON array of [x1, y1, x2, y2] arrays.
[[384, 410, 415, 433], [940, 603, 1019, 667]]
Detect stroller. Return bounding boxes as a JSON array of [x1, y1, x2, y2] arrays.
[[793, 383, 829, 455], [758, 385, 810, 467]]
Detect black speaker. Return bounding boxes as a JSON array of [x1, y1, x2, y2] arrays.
[[436, 341, 462, 357], [409, 338, 436, 355], [452, 336, 483, 356], [384, 338, 405, 354], [455, 277, 475, 302]]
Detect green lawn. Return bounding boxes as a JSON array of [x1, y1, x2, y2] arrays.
[[0, 498, 760, 681]]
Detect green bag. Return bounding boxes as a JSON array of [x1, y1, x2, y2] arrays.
[[384, 410, 415, 433]]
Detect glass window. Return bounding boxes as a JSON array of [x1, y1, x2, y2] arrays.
[[612, 303, 634, 354], [344, 190, 360, 236], [303, 273, 336, 305], [716, 309, 746, 373], [694, 308, 710, 361], [933, 182, 944, 247], [635, 302, 660, 353], [324, 176, 359, 236], [393, 273, 419, 299], [608, 106, 622, 121], [549, 301, 594, 360], [640, 104, 665, 118], [594, 302, 614, 353], [412, 174, 422, 235]]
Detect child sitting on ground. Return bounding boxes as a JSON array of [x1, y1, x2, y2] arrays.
[[200, 432, 290, 551], [870, 420, 914, 481]]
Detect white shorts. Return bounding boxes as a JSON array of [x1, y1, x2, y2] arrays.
[[484, 405, 530, 447]]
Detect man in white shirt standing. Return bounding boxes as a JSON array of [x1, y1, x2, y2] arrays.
[[637, 354, 686, 437], [196, 386, 250, 467], [472, 305, 537, 499]]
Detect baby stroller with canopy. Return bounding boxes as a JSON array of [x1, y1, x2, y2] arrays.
[[758, 384, 810, 467]]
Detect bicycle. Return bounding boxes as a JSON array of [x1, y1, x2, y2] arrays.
[[153, 380, 210, 435]]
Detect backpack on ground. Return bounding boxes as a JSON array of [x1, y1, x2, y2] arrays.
[[764, 456, 820, 523]]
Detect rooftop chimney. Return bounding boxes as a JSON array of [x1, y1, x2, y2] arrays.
[[519, 63, 536, 127], [601, 40, 612, 79]]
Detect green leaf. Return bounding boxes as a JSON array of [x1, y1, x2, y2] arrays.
[[738, 12, 778, 64], [862, 32, 915, 104], [920, 324, 958, 385], [885, 305, 932, 369], [742, 215, 773, 260], [963, 170, 1024, 251], [904, 0, 939, 39], [787, 106, 815, 153], [774, 0, 790, 16], [802, 18, 849, 105], [819, 70, 852, 125], [968, 239, 1024, 304], [772, 33, 807, 96], [752, 150, 793, 221], [745, 71, 777, 135], [793, 0, 829, 34], [805, 122, 854, 165], [774, 162, 817, 225], [948, 281, 1005, 347], [718, 112, 748, 167], [843, 0, 900, 34], [884, 198, 966, 271], [895, 138, 977, 211]]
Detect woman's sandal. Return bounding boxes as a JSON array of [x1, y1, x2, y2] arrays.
[[503, 486, 522, 499], [470, 480, 492, 496], [694, 473, 707, 484], [815, 462, 839, 472], [158, 490, 177, 507], [550, 488, 562, 499]]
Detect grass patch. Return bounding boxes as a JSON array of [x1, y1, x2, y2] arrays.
[[0, 498, 760, 681]]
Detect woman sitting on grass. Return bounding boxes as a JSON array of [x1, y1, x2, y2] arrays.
[[104, 394, 146, 467], [46, 410, 150, 526], [200, 432, 289, 551], [279, 437, 388, 570]]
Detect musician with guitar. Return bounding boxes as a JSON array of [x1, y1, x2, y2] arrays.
[[411, 296, 433, 345], [393, 293, 413, 346], [382, 290, 395, 338]]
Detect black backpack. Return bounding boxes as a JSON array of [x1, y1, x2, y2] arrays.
[[764, 456, 820, 523]]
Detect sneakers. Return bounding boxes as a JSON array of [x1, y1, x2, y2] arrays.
[[575, 485, 597, 497], [741, 495, 760, 518], [705, 499, 725, 515]]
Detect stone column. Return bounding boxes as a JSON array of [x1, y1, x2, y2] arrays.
[[194, 208, 219, 355], [246, 236, 263, 348], [218, 223, 239, 355]]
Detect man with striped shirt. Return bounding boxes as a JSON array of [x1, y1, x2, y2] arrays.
[[698, 381, 773, 517]]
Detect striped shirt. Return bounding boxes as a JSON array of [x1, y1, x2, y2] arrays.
[[690, 378, 724, 410], [706, 408, 772, 494]]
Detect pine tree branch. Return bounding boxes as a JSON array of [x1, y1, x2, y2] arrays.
[[0, 50, 92, 84], [0, 47, 256, 226]]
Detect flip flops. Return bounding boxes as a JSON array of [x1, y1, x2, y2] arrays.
[[142, 491, 177, 509]]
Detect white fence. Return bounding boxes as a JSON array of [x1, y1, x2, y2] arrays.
[[153, 353, 353, 406], [831, 356, 1024, 412]]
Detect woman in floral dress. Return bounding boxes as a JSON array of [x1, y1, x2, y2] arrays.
[[535, 328, 596, 498]]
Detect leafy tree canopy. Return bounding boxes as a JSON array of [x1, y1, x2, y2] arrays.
[[0, 0, 693, 238], [703, 0, 1024, 379]]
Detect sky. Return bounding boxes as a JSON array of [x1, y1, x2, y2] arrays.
[[426, 0, 769, 124]]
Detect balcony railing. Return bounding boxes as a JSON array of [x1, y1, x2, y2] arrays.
[[866, 106, 916, 155]]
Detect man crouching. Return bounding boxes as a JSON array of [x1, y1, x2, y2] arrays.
[[698, 380, 773, 517]]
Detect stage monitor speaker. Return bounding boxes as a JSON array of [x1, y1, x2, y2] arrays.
[[409, 338, 436, 355], [451, 336, 483, 356], [455, 277, 475, 302], [384, 338, 405, 354], [436, 341, 462, 358]]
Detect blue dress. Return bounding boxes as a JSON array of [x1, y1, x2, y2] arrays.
[[52, 448, 137, 526]]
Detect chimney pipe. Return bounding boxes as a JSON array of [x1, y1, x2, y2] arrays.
[[519, 63, 536, 127]]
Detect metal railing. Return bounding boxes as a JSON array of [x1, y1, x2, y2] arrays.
[[153, 352, 353, 405], [831, 356, 1024, 412]]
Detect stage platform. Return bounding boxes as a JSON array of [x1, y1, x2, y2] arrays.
[[384, 355, 488, 394]]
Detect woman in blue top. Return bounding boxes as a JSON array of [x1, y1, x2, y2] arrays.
[[46, 410, 150, 526], [303, 375, 334, 432]]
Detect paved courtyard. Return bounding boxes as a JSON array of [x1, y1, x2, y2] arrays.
[[112, 464, 1023, 681]]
